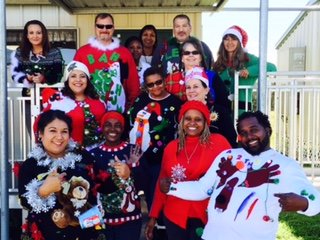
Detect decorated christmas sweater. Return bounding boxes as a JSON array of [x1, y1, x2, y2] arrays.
[[11, 48, 64, 88], [137, 59, 151, 85], [149, 134, 231, 229], [127, 92, 182, 164], [74, 37, 140, 113], [168, 148, 320, 240], [41, 88, 106, 149], [151, 37, 213, 77], [18, 142, 99, 240], [89, 142, 142, 226], [163, 69, 229, 106]]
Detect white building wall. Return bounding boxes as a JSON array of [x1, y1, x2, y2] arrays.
[[6, 5, 77, 28], [277, 11, 320, 71]]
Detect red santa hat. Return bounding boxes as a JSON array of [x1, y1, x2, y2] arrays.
[[100, 111, 125, 128], [179, 100, 210, 125], [64, 61, 90, 81], [185, 66, 209, 87], [222, 25, 248, 48], [144, 102, 163, 121]]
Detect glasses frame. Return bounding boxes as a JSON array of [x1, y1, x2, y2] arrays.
[[182, 50, 200, 56], [95, 24, 114, 30], [146, 79, 164, 89]]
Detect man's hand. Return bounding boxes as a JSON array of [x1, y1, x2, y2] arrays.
[[274, 192, 309, 212]]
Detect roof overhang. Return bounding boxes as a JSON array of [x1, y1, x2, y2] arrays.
[[46, 0, 227, 14]]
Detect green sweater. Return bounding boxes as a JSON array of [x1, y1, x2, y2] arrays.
[[218, 53, 276, 110]]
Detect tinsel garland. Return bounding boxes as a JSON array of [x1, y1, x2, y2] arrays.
[[99, 168, 134, 214], [82, 103, 104, 148], [23, 140, 83, 213], [28, 139, 82, 172]]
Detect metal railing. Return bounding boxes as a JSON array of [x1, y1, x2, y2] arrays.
[[266, 72, 320, 180]]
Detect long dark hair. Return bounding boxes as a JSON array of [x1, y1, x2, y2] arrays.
[[20, 20, 50, 60], [213, 34, 249, 73], [139, 24, 158, 53], [61, 76, 100, 100], [38, 110, 72, 134]]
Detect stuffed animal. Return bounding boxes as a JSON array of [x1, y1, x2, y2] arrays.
[[51, 176, 92, 228]]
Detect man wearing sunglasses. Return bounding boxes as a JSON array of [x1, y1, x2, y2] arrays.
[[151, 14, 213, 78], [74, 13, 140, 113]]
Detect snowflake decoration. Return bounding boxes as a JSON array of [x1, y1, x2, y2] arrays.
[[171, 163, 186, 182], [210, 111, 219, 122]]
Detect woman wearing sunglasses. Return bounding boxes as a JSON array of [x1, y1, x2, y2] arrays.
[[127, 66, 182, 214], [180, 38, 229, 110], [164, 37, 229, 110]]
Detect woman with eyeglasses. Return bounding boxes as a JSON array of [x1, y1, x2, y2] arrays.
[[163, 37, 229, 108], [180, 37, 230, 111], [127, 66, 182, 213]]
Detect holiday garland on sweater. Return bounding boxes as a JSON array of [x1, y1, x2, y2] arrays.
[[99, 167, 135, 214], [82, 103, 104, 148]]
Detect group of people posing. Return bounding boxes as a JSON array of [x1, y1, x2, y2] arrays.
[[11, 12, 319, 240]]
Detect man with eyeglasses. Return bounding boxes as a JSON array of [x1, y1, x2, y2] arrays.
[[151, 14, 213, 78], [74, 13, 140, 113]]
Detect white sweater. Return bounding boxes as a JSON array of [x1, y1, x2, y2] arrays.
[[168, 148, 320, 240]]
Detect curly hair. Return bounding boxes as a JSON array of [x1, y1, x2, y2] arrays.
[[236, 110, 272, 136]]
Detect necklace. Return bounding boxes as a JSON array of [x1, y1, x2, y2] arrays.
[[143, 55, 152, 64], [184, 142, 199, 164]]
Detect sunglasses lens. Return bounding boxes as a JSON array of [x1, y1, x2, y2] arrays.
[[96, 24, 113, 29], [155, 80, 163, 86], [146, 79, 163, 88], [183, 51, 199, 55]]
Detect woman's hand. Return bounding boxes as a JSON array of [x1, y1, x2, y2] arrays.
[[159, 178, 172, 193], [113, 155, 131, 180], [145, 217, 156, 240], [239, 68, 249, 78], [38, 170, 66, 198], [27, 72, 45, 83], [124, 145, 142, 165]]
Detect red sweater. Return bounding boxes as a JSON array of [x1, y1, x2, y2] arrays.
[[41, 88, 106, 145], [149, 134, 231, 229], [74, 37, 140, 112]]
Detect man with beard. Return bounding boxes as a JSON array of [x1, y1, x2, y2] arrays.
[[74, 13, 140, 113], [161, 111, 320, 240]]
